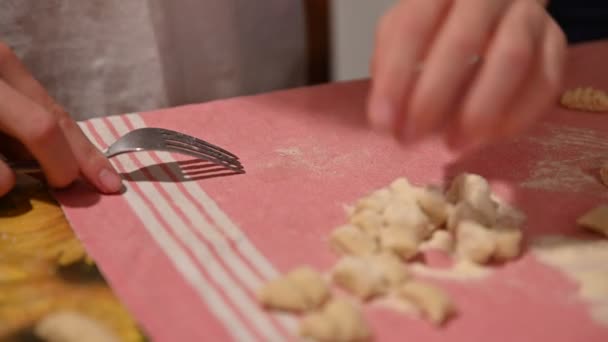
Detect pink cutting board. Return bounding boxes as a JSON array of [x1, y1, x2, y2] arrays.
[[57, 40, 608, 341]]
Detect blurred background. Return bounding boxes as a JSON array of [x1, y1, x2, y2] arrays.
[[306, 0, 396, 84]]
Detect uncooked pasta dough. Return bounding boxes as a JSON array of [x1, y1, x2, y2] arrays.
[[560, 87, 608, 112], [257, 173, 526, 340]]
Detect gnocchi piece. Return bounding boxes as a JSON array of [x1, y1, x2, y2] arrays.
[[446, 202, 491, 232], [389, 177, 415, 195], [379, 225, 421, 260], [330, 224, 378, 256], [349, 209, 384, 236], [455, 220, 496, 264], [332, 256, 386, 299], [492, 226, 523, 260], [35, 311, 120, 342], [396, 281, 455, 325], [577, 205, 608, 238], [446, 173, 498, 225], [419, 230, 454, 253], [416, 186, 450, 227], [368, 252, 411, 288], [300, 298, 372, 342], [383, 201, 430, 230], [258, 266, 329, 312], [354, 188, 392, 213], [560, 87, 608, 112], [332, 254, 410, 299]]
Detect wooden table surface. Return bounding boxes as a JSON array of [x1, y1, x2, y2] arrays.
[[0, 175, 144, 341]]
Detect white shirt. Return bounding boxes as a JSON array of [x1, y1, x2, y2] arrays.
[[0, 0, 307, 120]]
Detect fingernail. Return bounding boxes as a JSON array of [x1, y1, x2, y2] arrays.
[[98, 168, 123, 193], [368, 97, 395, 131]]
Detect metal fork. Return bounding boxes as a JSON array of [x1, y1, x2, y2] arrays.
[[7, 127, 244, 173]]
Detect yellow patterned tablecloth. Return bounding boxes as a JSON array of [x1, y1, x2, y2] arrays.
[[0, 176, 144, 342]]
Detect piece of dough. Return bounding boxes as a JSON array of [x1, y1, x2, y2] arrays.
[[446, 202, 491, 232], [577, 205, 608, 237], [446, 173, 498, 226], [416, 186, 450, 227], [379, 225, 421, 260], [332, 253, 410, 299], [354, 188, 393, 214], [35, 311, 120, 342], [368, 252, 411, 288], [299, 298, 372, 342], [560, 87, 608, 112], [330, 224, 378, 256], [389, 177, 416, 197], [382, 201, 431, 239], [455, 220, 496, 264], [332, 256, 386, 299], [258, 266, 329, 312], [492, 226, 523, 260], [419, 230, 454, 253], [396, 281, 455, 325], [350, 209, 384, 237]]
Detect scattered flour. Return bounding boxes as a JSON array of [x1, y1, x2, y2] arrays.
[[532, 235, 608, 327], [521, 125, 608, 195]]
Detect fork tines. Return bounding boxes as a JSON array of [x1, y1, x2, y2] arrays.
[[158, 129, 243, 172]]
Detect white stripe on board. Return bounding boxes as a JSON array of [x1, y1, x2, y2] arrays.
[[80, 122, 259, 342], [102, 117, 286, 341], [124, 114, 297, 331], [127, 114, 281, 279]]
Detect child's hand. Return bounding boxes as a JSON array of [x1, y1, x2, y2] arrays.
[[368, 0, 566, 149]]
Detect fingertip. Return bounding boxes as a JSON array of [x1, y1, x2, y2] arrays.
[[97, 167, 123, 194]]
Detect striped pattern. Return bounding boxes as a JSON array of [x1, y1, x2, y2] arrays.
[[79, 114, 296, 342]]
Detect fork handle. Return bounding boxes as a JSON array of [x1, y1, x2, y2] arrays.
[[6, 160, 43, 173]]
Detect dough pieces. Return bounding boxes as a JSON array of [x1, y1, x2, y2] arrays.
[[560, 87, 608, 112], [396, 281, 454, 325], [455, 220, 497, 264], [330, 224, 378, 256], [419, 230, 454, 253], [257, 266, 329, 312], [447, 173, 497, 226], [578, 205, 608, 237], [259, 173, 525, 339], [332, 253, 409, 299], [299, 298, 371, 342], [492, 226, 524, 261], [379, 225, 421, 260], [35, 311, 120, 342]]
